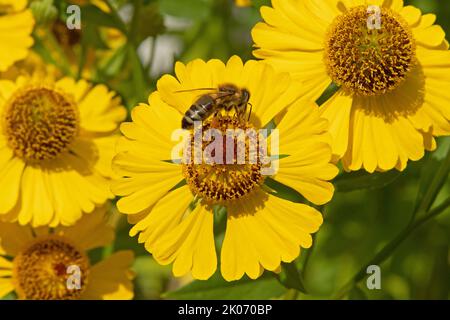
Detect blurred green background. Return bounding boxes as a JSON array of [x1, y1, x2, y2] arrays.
[[23, 0, 450, 300]]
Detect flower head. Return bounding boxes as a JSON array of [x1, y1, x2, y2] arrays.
[[0, 207, 135, 300], [252, 0, 450, 172], [112, 56, 338, 281], [0, 71, 126, 226]]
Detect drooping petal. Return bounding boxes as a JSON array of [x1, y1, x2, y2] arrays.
[[150, 203, 217, 280], [130, 185, 193, 245], [319, 90, 353, 160], [221, 190, 322, 281]]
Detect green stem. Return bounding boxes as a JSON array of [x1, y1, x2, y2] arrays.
[[302, 233, 317, 278], [144, 36, 157, 81], [41, 33, 74, 77], [335, 149, 450, 299], [302, 205, 325, 279], [335, 195, 450, 299], [410, 148, 450, 223], [284, 289, 299, 300], [105, 0, 128, 35], [129, 0, 142, 46]]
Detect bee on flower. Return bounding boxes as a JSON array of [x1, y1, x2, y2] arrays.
[[112, 56, 338, 281]]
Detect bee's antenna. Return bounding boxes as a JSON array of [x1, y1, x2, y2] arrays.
[[174, 88, 217, 93]]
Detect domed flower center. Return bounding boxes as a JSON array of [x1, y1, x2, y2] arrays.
[[3, 86, 79, 162], [324, 6, 415, 96], [12, 236, 89, 300], [182, 116, 266, 204]]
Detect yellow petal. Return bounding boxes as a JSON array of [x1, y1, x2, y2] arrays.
[[0, 10, 34, 71], [414, 25, 446, 48], [221, 190, 322, 281], [56, 206, 114, 251], [320, 90, 353, 160], [70, 81, 126, 133], [274, 151, 338, 205], [276, 99, 330, 157], [113, 160, 182, 214], [0, 278, 15, 299], [17, 165, 54, 226], [0, 221, 33, 256], [0, 256, 12, 269], [45, 154, 112, 227], [82, 251, 135, 300], [0, 156, 25, 214], [343, 95, 424, 172], [119, 97, 182, 161], [131, 186, 192, 246], [400, 5, 421, 26], [151, 203, 217, 280], [70, 135, 120, 178]]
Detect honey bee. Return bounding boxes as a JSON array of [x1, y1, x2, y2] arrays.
[[178, 84, 251, 129]]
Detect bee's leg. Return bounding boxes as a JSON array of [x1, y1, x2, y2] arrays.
[[247, 103, 253, 121], [213, 110, 220, 119], [232, 105, 240, 119]]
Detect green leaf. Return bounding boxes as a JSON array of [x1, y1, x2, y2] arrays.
[[276, 262, 307, 293], [165, 272, 286, 300], [82, 22, 109, 50], [159, 0, 213, 20], [252, 0, 272, 7], [99, 44, 129, 77], [136, 3, 166, 41], [133, 256, 171, 300], [128, 45, 149, 104], [83, 4, 127, 33], [334, 170, 402, 193]]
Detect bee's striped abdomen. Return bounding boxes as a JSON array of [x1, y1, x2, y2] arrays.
[[182, 95, 216, 129]]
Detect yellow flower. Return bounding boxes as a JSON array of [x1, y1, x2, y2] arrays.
[[112, 56, 338, 281], [0, 72, 127, 227], [252, 0, 450, 172], [0, 0, 34, 71], [235, 0, 252, 7], [0, 207, 135, 300]]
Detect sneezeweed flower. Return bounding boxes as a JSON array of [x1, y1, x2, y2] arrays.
[[0, 207, 135, 300], [252, 0, 450, 172], [112, 56, 338, 281], [0, 0, 35, 71], [0, 72, 126, 226]]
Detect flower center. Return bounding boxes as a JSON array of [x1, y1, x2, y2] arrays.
[[3, 86, 79, 162], [12, 236, 89, 300], [324, 6, 415, 96], [182, 116, 266, 204]]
